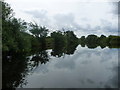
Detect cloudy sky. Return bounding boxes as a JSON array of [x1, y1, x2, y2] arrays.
[[5, 0, 119, 37]]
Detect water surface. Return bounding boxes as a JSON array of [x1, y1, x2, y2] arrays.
[[12, 45, 119, 88]]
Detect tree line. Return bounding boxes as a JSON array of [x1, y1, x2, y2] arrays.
[[79, 35, 120, 48], [2, 1, 79, 53], [2, 1, 120, 54]]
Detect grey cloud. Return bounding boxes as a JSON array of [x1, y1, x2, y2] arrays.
[[54, 14, 117, 36], [53, 13, 86, 31], [25, 10, 48, 19], [117, 2, 120, 15], [94, 26, 101, 30], [53, 13, 100, 34], [24, 9, 118, 36], [53, 13, 80, 30], [109, 2, 118, 15], [105, 26, 118, 33], [80, 18, 89, 21], [53, 13, 94, 31], [54, 13, 75, 24], [25, 10, 50, 26], [100, 19, 118, 33], [101, 19, 112, 26]]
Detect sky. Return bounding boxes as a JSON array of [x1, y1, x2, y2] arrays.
[[5, 0, 119, 37]]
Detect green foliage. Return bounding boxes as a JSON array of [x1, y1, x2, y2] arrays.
[[65, 31, 78, 45], [107, 35, 120, 48], [2, 2, 31, 52], [51, 30, 79, 57], [51, 31, 66, 57], [2, 17, 30, 52], [29, 22, 48, 38], [29, 22, 49, 49], [45, 37, 54, 49], [85, 34, 98, 48], [79, 34, 120, 49], [79, 36, 85, 47], [2, 1, 14, 21], [17, 32, 32, 52], [98, 35, 107, 48], [31, 36, 41, 50], [85, 34, 98, 43], [2, 1, 120, 53], [51, 30, 78, 47], [66, 43, 78, 55], [51, 31, 66, 47]]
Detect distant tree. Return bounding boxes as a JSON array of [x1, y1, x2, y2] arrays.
[[50, 31, 66, 57], [107, 35, 120, 48], [51, 31, 65, 46], [85, 35, 98, 48], [50, 30, 79, 57], [29, 22, 49, 49], [98, 35, 107, 48], [29, 22, 48, 38], [65, 31, 78, 45], [80, 36, 85, 41], [85, 34, 98, 43], [79, 36, 86, 47]]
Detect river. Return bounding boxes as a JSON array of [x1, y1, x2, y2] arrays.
[[3, 45, 118, 88]]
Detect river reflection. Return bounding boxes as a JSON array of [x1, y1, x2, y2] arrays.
[[2, 45, 118, 88]]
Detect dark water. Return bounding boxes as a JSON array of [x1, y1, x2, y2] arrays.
[[3, 45, 118, 88]]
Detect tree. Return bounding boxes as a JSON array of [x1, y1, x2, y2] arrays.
[[29, 22, 48, 38], [107, 35, 120, 48], [79, 36, 86, 47], [2, 1, 14, 21], [65, 31, 78, 45], [80, 36, 85, 41], [85, 35, 98, 43], [85, 35, 98, 48], [2, 1, 31, 52], [98, 35, 107, 48]]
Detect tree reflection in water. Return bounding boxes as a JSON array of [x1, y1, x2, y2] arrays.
[[2, 42, 119, 88], [2, 50, 49, 88], [30, 50, 49, 68], [3, 52, 29, 88], [51, 43, 78, 57]]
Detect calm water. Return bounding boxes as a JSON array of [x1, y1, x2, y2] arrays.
[[3, 45, 118, 88]]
